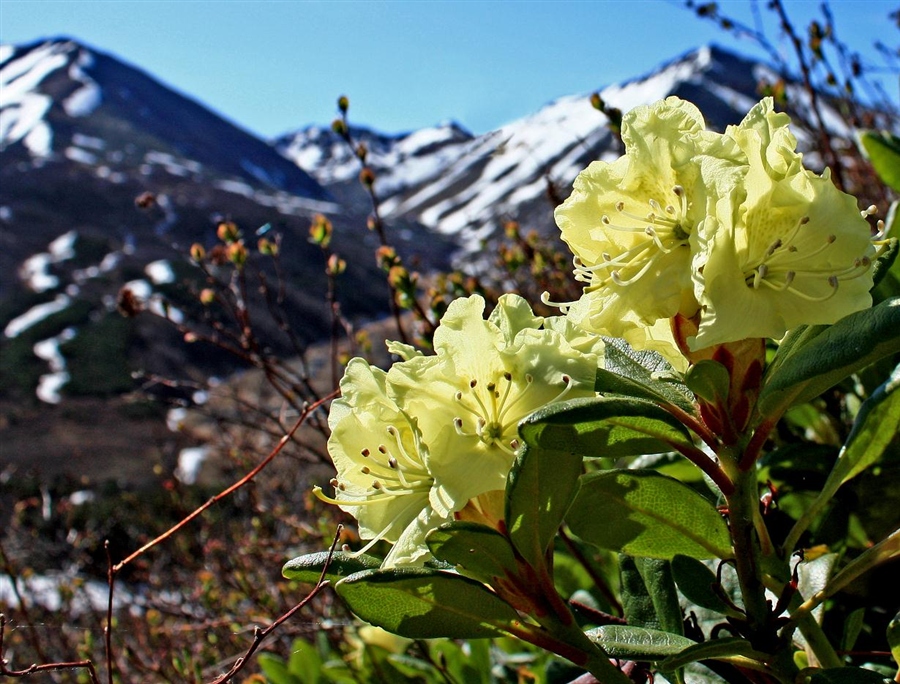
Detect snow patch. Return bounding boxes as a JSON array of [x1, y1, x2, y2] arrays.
[[166, 407, 187, 431], [63, 80, 101, 116], [214, 179, 255, 197], [4, 294, 71, 338], [145, 260, 175, 285], [34, 328, 76, 373], [174, 446, 211, 485], [72, 132, 105, 149], [65, 146, 97, 164]]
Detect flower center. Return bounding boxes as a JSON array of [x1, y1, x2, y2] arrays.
[[742, 214, 875, 301], [317, 420, 433, 507], [576, 185, 691, 290], [453, 371, 572, 455]]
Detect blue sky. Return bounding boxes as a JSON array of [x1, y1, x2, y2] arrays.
[[1, 1, 896, 139]]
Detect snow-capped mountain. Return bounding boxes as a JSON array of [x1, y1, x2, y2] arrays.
[[0, 38, 329, 200], [278, 45, 784, 260], [1, 37, 451, 416]]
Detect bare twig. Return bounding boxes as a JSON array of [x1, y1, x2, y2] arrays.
[[207, 524, 344, 684], [110, 391, 336, 574], [0, 613, 101, 684]]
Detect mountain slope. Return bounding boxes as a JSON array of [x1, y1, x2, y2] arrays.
[[277, 45, 783, 262], [0, 38, 458, 415]]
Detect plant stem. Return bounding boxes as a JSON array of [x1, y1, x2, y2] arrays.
[[724, 453, 772, 645]]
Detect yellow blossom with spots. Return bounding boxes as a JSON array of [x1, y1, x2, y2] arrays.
[[317, 294, 604, 567]]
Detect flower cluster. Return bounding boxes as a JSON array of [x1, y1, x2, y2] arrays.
[[317, 294, 604, 567], [553, 97, 877, 356]]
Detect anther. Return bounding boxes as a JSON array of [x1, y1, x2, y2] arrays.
[[562, 375, 571, 385], [378, 445, 387, 454], [330, 478, 339, 487], [360, 467, 370, 475], [510, 439, 520, 450], [800, 216, 810, 225], [361, 448, 370, 457], [673, 185, 684, 196], [503, 372, 512, 382], [616, 201, 625, 212], [388, 457, 397, 469], [372, 481, 381, 489], [470, 380, 477, 388]]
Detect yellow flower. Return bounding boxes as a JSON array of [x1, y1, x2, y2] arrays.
[[318, 294, 603, 567], [553, 97, 743, 345], [690, 99, 876, 348]]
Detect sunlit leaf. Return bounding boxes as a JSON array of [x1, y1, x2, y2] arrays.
[[567, 470, 732, 559], [598, 336, 696, 413], [282, 551, 382, 585], [427, 521, 519, 583], [505, 443, 582, 568], [758, 297, 900, 417], [520, 396, 694, 458], [585, 625, 695, 660], [859, 130, 900, 192], [335, 568, 518, 639]]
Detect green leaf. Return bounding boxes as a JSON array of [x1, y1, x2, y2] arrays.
[[621, 555, 660, 629], [598, 337, 696, 414], [634, 558, 683, 636], [585, 625, 695, 660], [827, 364, 900, 487], [859, 130, 900, 192], [335, 568, 519, 639], [841, 608, 866, 652], [887, 609, 900, 667], [567, 470, 732, 560], [807, 666, 891, 683], [258, 653, 298, 684], [287, 638, 322, 684], [671, 555, 730, 614], [426, 521, 519, 583], [519, 396, 695, 458], [684, 360, 731, 404], [283, 551, 382, 584], [659, 637, 767, 671], [505, 442, 582, 568], [758, 297, 900, 417]]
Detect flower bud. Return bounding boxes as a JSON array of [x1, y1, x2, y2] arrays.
[[327, 253, 346, 275], [217, 221, 240, 243], [309, 214, 333, 248], [199, 288, 216, 305], [190, 243, 206, 262], [227, 241, 248, 268], [337, 95, 349, 114], [376, 246, 398, 270], [258, 237, 278, 256], [359, 167, 376, 189], [331, 118, 347, 137]]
